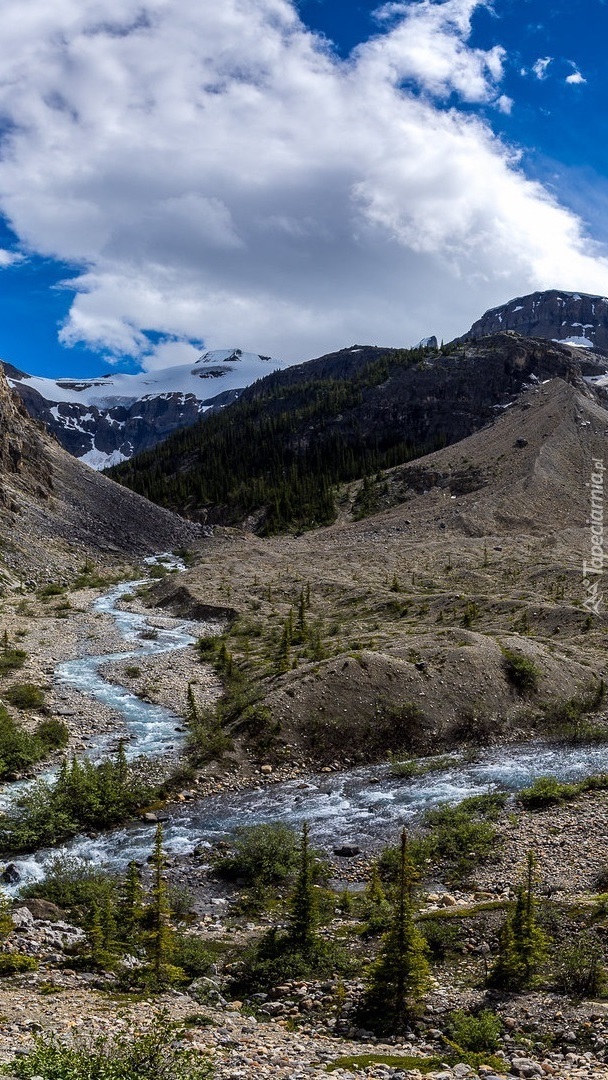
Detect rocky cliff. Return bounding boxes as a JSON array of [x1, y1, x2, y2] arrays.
[[462, 290, 608, 352]]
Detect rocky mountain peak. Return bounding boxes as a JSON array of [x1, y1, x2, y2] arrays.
[[461, 289, 608, 353]]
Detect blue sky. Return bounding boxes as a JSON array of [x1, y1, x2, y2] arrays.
[[0, 0, 607, 377]]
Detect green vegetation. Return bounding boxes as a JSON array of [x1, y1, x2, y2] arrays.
[[327, 1055, 445, 1074], [2, 1014, 213, 1080], [0, 744, 161, 852], [489, 852, 550, 990], [108, 346, 443, 533], [379, 793, 506, 884], [0, 953, 38, 975], [234, 823, 346, 993], [0, 645, 26, 676], [215, 822, 302, 886], [0, 706, 68, 780], [356, 830, 430, 1035], [502, 648, 540, 693], [541, 680, 607, 742], [5, 682, 45, 710], [447, 1009, 502, 1052], [518, 772, 608, 809]]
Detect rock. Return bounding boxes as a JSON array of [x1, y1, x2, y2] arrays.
[[142, 812, 158, 823], [11, 907, 34, 929], [260, 765, 273, 774], [333, 846, 361, 858], [22, 898, 67, 921], [1, 863, 20, 885]]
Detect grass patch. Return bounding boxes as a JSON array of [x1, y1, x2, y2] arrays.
[[388, 753, 461, 779]]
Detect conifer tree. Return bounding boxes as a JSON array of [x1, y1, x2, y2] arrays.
[[489, 851, 550, 990], [287, 822, 318, 951], [120, 860, 145, 947], [362, 863, 391, 935], [146, 823, 174, 983], [357, 829, 430, 1034]]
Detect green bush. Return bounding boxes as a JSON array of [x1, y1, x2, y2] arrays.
[[447, 1009, 502, 1052], [173, 935, 214, 978], [0, 747, 159, 852], [21, 855, 118, 917], [502, 649, 539, 693], [35, 718, 69, 750], [518, 776, 580, 809], [553, 933, 606, 999], [0, 707, 67, 779], [5, 683, 45, 710], [421, 918, 462, 961], [215, 823, 302, 886], [0, 648, 26, 676], [0, 953, 38, 975], [2, 1014, 213, 1080]]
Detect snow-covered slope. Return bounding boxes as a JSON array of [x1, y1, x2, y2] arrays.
[[5, 349, 286, 468]]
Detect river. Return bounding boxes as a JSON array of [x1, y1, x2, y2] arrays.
[[5, 558, 608, 888]]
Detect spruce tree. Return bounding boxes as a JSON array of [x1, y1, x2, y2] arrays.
[[287, 822, 318, 951], [357, 829, 430, 1035], [146, 823, 174, 984], [120, 860, 145, 948], [489, 851, 550, 990]]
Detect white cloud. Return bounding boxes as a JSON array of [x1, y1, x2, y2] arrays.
[[532, 56, 553, 79], [0, 249, 24, 268], [566, 68, 586, 85], [0, 0, 605, 366]]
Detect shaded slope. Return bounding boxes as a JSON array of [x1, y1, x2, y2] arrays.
[[109, 333, 607, 533], [0, 369, 199, 578]]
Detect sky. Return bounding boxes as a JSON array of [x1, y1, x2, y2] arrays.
[[0, 0, 607, 377]]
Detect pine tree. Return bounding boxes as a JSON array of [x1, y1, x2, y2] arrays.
[[120, 860, 145, 948], [362, 863, 391, 935], [357, 829, 430, 1034], [287, 822, 318, 951], [146, 823, 174, 984], [489, 851, 550, 990]]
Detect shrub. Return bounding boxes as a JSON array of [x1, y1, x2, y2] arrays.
[[0, 707, 67, 779], [2, 1014, 213, 1080], [0, 953, 38, 975], [0, 648, 26, 676], [421, 917, 462, 961], [5, 683, 45, 710], [502, 649, 539, 693], [215, 823, 302, 886], [124, 665, 142, 678], [0, 747, 159, 852], [518, 776, 579, 809], [447, 1009, 502, 1052], [35, 718, 69, 750], [173, 935, 214, 978], [21, 855, 118, 917], [553, 933, 606, 999]]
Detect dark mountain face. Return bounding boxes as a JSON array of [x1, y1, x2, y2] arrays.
[[108, 332, 608, 534], [0, 369, 199, 578], [461, 290, 608, 353]]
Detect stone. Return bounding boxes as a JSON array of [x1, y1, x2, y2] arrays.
[[260, 765, 273, 774], [22, 899, 66, 921], [1, 864, 20, 885], [333, 846, 361, 858]]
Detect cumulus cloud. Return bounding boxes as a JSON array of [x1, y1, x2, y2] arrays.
[[566, 67, 586, 85], [0, 0, 605, 366]]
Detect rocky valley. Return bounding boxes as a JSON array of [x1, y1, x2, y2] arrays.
[[2, 303, 608, 1079]]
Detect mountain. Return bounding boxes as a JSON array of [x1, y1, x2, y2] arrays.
[[150, 372, 608, 766], [108, 332, 608, 533], [0, 367, 199, 581], [4, 348, 286, 469], [462, 289, 608, 352]]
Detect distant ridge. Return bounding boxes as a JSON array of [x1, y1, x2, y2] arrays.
[[3, 349, 286, 469], [461, 289, 608, 353]]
